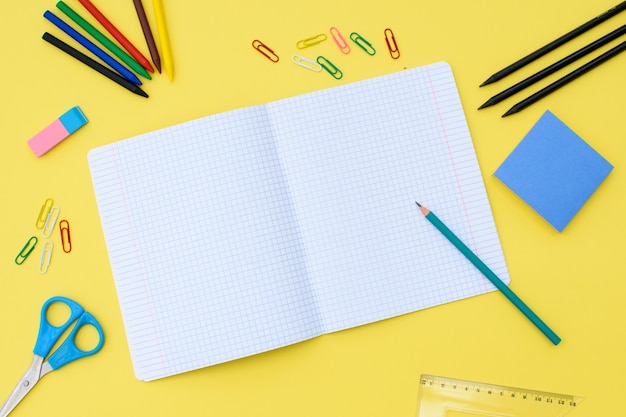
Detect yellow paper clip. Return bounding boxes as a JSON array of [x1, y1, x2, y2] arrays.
[[350, 32, 376, 55], [15, 236, 38, 265], [60, 219, 72, 253], [384, 28, 400, 59], [252, 40, 279, 62], [292, 55, 322, 72], [316, 56, 343, 79], [39, 241, 53, 274], [330, 26, 350, 54], [35, 198, 54, 229], [296, 34, 327, 49], [42, 206, 60, 239]]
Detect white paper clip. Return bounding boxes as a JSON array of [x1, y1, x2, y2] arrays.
[[39, 241, 53, 274], [42, 206, 60, 238], [292, 55, 322, 72]]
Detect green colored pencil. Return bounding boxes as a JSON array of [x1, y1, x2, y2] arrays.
[[415, 202, 561, 345], [56, 1, 151, 80]]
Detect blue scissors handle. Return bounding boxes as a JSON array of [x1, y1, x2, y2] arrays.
[[32, 296, 105, 370], [47, 312, 104, 370], [33, 296, 84, 357]]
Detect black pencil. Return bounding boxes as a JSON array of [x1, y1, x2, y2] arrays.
[[502, 39, 626, 117], [479, 24, 626, 109], [42, 32, 149, 98], [480, 1, 626, 87]]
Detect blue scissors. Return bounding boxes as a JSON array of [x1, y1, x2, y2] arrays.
[[0, 296, 104, 417]]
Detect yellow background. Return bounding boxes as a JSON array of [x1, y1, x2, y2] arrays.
[[1, 0, 624, 416]]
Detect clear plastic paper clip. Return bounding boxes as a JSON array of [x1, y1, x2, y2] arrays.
[[292, 55, 322, 72], [42, 206, 60, 238], [39, 241, 53, 274]]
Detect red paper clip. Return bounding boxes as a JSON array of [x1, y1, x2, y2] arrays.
[[384, 28, 400, 59], [252, 40, 279, 62], [60, 219, 72, 253]]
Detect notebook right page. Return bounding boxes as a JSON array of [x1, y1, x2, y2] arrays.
[[268, 62, 509, 332]]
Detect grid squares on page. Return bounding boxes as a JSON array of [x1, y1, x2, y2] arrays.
[[89, 106, 324, 379], [268, 62, 508, 332], [88, 62, 509, 381]]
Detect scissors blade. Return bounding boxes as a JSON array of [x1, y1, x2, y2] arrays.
[[0, 356, 44, 417]]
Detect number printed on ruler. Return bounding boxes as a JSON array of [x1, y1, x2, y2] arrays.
[[416, 374, 584, 417]]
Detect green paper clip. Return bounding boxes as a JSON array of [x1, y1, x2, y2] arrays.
[[350, 32, 376, 55], [15, 236, 38, 265], [316, 56, 343, 79]]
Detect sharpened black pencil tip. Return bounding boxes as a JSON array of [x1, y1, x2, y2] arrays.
[[134, 87, 149, 98], [477, 100, 492, 110], [415, 201, 422, 207], [479, 76, 497, 87], [478, 92, 504, 109], [501, 106, 519, 117]]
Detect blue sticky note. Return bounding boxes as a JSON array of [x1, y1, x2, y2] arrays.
[[494, 110, 613, 232]]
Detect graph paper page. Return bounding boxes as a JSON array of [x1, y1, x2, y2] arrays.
[[88, 62, 509, 380], [268, 62, 509, 332], [88, 106, 323, 381]]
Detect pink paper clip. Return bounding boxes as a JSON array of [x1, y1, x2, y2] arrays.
[[252, 40, 279, 62], [330, 27, 350, 54], [384, 28, 400, 59]]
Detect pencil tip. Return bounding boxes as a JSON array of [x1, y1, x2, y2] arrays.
[[479, 77, 494, 87], [136, 88, 149, 98], [479, 94, 502, 110], [501, 107, 517, 117], [415, 201, 422, 207]]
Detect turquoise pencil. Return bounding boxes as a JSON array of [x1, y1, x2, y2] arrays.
[[415, 202, 561, 345]]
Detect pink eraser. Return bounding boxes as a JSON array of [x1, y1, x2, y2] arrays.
[[27, 106, 88, 157]]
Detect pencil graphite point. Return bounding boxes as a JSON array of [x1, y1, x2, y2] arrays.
[[502, 106, 521, 118], [477, 99, 495, 110], [415, 201, 429, 216]]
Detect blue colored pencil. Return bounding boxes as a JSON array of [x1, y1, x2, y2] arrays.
[[43, 10, 142, 85]]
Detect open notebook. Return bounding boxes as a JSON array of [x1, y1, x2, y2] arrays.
[[88, 62, 509, 381]]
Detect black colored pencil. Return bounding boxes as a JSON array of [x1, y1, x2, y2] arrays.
[[480, 1, 626, 87], [42, 32, 149, 98], [502, 39, 626, 117], [479, 24, 626, 109]]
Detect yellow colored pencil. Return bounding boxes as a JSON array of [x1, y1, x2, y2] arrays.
[[152, 0, 173, 81]]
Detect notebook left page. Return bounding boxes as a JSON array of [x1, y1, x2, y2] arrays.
[[88, 105, 323, 381]]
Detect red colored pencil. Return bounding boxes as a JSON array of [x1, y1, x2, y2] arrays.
[[78, 0, 154, 73]]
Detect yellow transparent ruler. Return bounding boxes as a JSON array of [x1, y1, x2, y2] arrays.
[[416, 374, 583, 417]]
